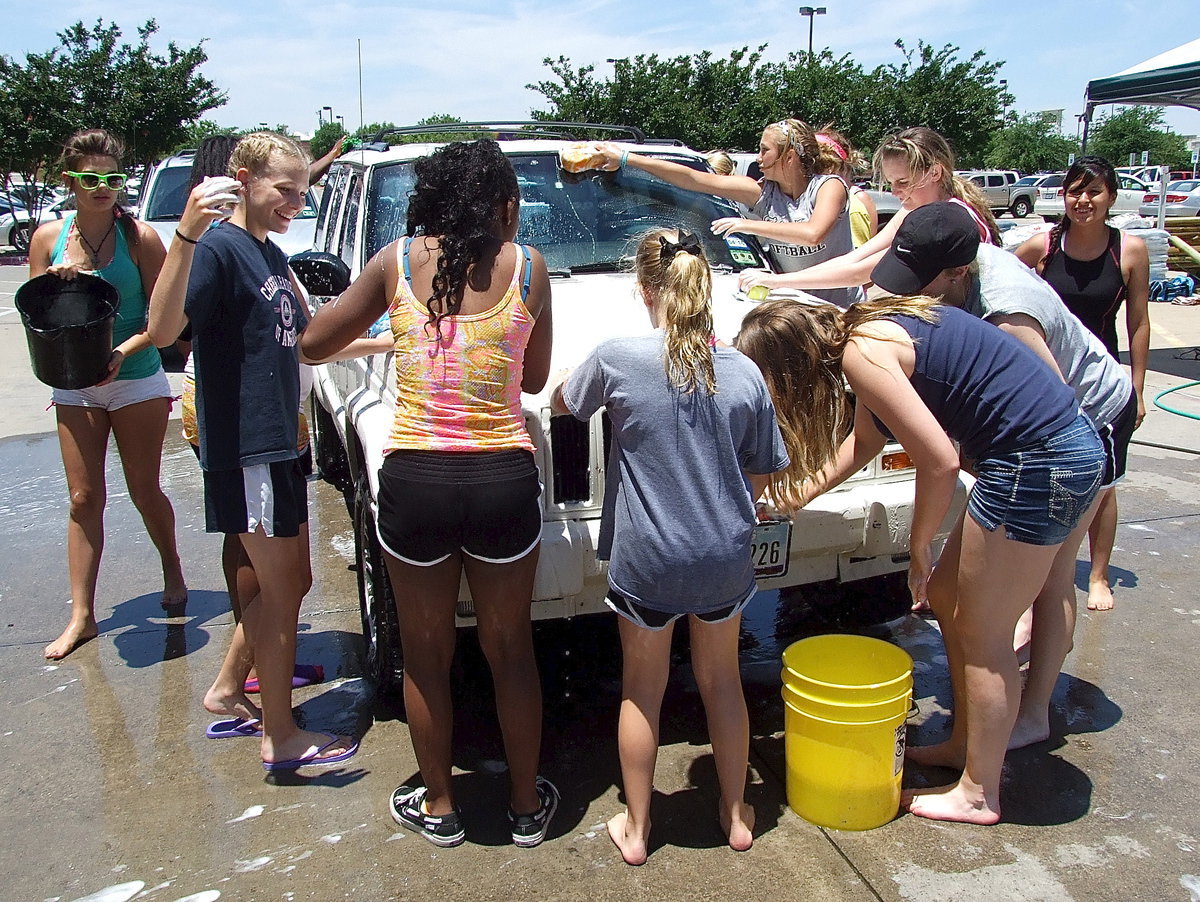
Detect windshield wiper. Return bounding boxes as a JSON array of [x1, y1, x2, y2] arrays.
[[567, 261, 623, 274]]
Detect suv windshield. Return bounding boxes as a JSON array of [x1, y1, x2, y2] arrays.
[[363, 152, 766, 273]]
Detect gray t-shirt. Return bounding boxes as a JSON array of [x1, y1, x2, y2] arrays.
[[563, 332, 790, 614], [966, 243, 1132, 430], [751, 175, 864, 309]]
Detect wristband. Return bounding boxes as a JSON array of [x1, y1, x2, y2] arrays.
[[175, 230, 200, 245], [619, 150, 630, 169]]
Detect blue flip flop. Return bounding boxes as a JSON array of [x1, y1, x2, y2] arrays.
[[205, 717, 263, 739], [262, 733, 360, 771]]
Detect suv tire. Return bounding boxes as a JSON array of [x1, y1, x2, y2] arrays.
[[11, 222, 32, 253], [354, 469, 405, 697], [311, 396, 351, 491], [1009, 197, 1032, 219]]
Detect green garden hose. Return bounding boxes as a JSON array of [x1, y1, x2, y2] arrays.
[[1154, 380, 1200, 421]]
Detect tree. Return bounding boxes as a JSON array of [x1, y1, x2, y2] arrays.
[[1088, 106, 1190, 170], [310, 121, 347, 160], [526, 41, 1008, 167], [0, 18, 224, 215], [985, 113, 1079, 173], [174, 119, 235, 153]]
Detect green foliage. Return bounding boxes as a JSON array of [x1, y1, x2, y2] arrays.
[[1088, 106, 1191, 170], [0, 18, 224, 214], [986, 113, 1079, 172], [526, 40, 1007, 166], [174, 119, 235, 153], [310, 121, 348, 160], [397, 114, 470, 144]]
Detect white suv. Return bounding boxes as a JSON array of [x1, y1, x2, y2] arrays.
[[299, 122, 966, 692]]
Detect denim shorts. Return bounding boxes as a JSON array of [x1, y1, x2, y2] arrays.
[[52, 368, 172, 411], [967, 413, 1105, 546]]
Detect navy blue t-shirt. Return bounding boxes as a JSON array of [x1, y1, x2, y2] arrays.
[[184, 223, 307, 471], [872, 306, 1079, 461]]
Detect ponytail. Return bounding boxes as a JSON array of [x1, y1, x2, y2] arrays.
[[635, 229, 716, 394]]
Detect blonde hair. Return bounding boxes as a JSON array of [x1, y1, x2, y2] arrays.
[[227, 131, 309, 179], [635, 228, 716, 395], [734, 295, 939, 502], [815, 125, 867, 180], [762, 118, 838, 179], [872, 127, 1000, 245], [705, 150, 735, 176]]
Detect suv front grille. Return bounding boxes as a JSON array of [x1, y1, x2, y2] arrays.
[[550, 414, 590, 502]]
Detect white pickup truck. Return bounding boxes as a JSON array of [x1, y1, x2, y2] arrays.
[[298, 123, 967, 693]]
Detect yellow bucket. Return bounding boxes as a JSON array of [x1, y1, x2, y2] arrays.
[[780, 634, 913, 830]]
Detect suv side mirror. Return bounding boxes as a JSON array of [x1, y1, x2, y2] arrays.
[[290, 251, 351, 296]]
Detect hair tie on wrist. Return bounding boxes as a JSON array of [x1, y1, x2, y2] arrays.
[[175, 230, 199, 245], [619, 150, 630, 169]]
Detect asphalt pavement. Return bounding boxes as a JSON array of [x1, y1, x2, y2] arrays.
[[1, 260, 1199, 902]]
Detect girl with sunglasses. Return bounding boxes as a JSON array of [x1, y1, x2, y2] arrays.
[[29, 127, 186, 659]]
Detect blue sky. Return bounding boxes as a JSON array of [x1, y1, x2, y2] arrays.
[[4, 1, 1197, 142]]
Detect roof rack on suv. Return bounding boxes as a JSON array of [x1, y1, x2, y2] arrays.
[[367, 121, 648, 145]]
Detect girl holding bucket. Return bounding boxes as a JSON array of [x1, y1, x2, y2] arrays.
[[551, 229, 789, 863], [735, 208, 1105, 824], [29, 128, 187, 660]]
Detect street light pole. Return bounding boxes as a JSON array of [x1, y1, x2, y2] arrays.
[[322, 106, 333, 127], [798, 7, 826, 57], [316, 109, 323, 127], [999, 79, 1009, 122]]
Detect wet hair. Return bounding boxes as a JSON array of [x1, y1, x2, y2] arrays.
[[1041, 155, 1119, 267], [873, 127, 1000, 245], [227, 131, 309, 179], [188, 134, 239, 190], [815, 126, 867, 181], [58, 128, 138, 246], [735, 295, 939, 503], [406, 139, 520, 339], [705, 150, 735, 176], [635, 228, 716, 394], [762, 118, 840, 180]]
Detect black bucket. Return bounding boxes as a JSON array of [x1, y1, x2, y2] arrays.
[[15, 272, 120, 390]]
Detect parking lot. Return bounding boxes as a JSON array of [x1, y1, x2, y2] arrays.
[[2, 261, 1200, 901]]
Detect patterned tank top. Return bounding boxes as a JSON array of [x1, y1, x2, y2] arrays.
[[383, 238, 536, 454]]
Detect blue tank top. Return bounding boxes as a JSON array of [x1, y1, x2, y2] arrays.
[[876, 306, 1079, 460], [50, 214, 161, 381]]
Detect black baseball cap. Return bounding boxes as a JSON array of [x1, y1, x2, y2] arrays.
[[870, 201, 982, 295]]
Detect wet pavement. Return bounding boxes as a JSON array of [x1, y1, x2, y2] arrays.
[[2, 264, 1200, 901]]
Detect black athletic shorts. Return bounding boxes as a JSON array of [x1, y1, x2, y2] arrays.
[[203, 458, 308, 538], [605, 587, 753, 632], [376, 449, 541, 566], [1100, 387, 1138, 488]]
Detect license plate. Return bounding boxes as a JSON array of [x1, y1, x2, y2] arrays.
[[751, 519, 791, 579], [1042, 190, 1056, 199]]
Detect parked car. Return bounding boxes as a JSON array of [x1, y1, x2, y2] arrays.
[[726, 152, 902, 225], [0, 196, 73, 252], [955, 169, 1037, 218], [1139, 180, 1200, 217], [300, 122, 968, 692], [1038, 172, 1150, 221], [139, 150, 318, 255]]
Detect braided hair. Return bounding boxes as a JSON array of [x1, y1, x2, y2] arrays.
[[406, 139, 520, 340], [1040, 156, 1119, 268]]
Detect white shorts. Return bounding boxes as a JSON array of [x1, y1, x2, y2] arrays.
[[52, 369, 172, 412]]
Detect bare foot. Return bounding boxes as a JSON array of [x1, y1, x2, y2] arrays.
[[1086, 579, 1114, 612], [1007, 714, 1050, 751], [720, 800, 755, 852], [44, 617, 98, 660], [203, 683, 261, 723], [262, 730, 356, 766], [905, 738, 966, 771], [903, 781, 1000, 825], [607, 810, 648, 866], [161, 577, 188, 610]]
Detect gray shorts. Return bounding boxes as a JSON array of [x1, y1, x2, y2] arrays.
[[52, 368, 172, 411]]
